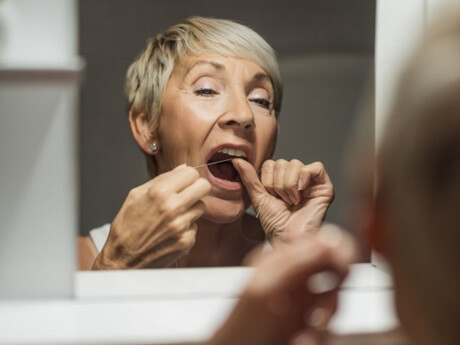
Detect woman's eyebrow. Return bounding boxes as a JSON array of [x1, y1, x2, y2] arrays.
[[248, 72, 274, 92], [252, 72, 271, 84]]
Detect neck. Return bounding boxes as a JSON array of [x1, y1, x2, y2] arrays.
[[176, 217, 244, 267]]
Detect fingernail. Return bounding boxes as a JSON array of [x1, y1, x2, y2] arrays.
[[297, 179, 303, 190], [305, 307, 329, 329], [306, 270, 340, 294]]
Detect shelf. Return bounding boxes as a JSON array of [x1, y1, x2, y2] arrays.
[[0, 57, 85, 81]]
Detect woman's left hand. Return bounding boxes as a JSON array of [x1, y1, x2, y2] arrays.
[[232, 159, 334, 243]]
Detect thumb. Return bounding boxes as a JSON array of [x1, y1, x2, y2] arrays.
[[232, 158, 267, 204]]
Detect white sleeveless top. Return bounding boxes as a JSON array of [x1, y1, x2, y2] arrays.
[[89, 223, 110, 252]]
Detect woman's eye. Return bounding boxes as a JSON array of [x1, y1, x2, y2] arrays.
[[194, 88, 218, 97], [250, 98, 272, 110]]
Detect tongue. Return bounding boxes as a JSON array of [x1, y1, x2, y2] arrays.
[[209, 161, 239, 182]]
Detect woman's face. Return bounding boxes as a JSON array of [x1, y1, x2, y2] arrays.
[[156, 53, 278, 223]]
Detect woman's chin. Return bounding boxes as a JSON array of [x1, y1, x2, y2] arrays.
[[201, 195, 248, 224]]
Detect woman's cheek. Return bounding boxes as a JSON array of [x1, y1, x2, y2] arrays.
[[187, 98, 227, 123], [259, 118, 278, 158]]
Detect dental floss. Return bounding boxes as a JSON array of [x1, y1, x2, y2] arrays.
[[192, 159, 262, 220], [193, 158, 233, 169]]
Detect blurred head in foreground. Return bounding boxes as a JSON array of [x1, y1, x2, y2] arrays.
[[369, 9, 460, 345]]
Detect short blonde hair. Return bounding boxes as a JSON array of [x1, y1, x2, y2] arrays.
[[125, 16, 283, 135]]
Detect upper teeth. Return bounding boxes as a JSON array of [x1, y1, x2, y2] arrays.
[[218, 148, 247, 158]]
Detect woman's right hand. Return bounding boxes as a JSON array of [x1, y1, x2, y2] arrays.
[[92, 164, 211, 269]]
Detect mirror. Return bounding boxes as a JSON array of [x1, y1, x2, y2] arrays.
[[78, 0, 376, 269]]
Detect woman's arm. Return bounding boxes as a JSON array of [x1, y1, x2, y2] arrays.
[[78, 236, 98, 270]]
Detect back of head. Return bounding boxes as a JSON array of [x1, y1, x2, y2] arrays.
[[379, 9, 460, 345]]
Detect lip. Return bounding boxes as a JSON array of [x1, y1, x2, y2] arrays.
[[203, 143, 252, 191]]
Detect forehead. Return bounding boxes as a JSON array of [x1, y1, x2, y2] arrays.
[[174, 53, 268, 79]]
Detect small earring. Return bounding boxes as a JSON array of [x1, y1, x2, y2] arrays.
[[150, 142, 159, 153]]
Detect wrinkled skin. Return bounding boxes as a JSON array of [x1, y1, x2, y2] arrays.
[[233, 158, 334, 243]]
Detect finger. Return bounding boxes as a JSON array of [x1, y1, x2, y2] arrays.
[[318, 224, 358, 268], [177, 228, 198, 254], [185, 201, 206, 224], [297, 297, 338, 345], [152, 202, 204, 244], [273, 159, 293, 205], [301, 287, 340, 330], [232, 158, 267, 205], [286, 274, 341, 344], [171, 205, 204, 235], [177, 178, 211, 209], [260, 160, 275, 195], [284, 159, 304, 205], [298, 162, 331, 191]]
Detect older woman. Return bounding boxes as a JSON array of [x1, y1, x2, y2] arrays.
[[79, 17, 334, 269]]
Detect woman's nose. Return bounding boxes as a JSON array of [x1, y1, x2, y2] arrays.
[[219, 96, 255, 132]]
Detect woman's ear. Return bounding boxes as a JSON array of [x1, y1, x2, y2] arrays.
[[128, 109, 159, 155]]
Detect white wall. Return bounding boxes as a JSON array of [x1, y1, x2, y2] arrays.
[[375, 0, 426, 146], [0, 0, 81, 299], [0, 0, 77, 64], [375, 0, 460, 142]]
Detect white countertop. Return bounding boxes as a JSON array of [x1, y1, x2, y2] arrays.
[[0, 264, 398, 345]]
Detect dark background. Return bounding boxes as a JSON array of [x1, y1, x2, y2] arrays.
[[78, 0, 375, 236]]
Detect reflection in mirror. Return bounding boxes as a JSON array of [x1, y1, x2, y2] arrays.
[[78, 1, 375, 270]]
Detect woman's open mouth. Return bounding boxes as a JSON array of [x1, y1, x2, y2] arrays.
[[205, 148, 248, 190]]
